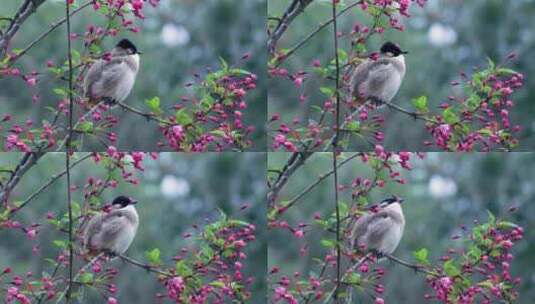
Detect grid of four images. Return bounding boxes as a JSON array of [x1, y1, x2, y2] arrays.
[[0, 0, 533, 303]]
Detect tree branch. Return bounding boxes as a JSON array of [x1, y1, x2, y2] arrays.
[[0, 152, 45, 203], [267, 0, 315, 55], [7, 153, 92, 220], [331, 1, 342, 301], [268, 152, 312, 207], [280, 153, 361, 218], [0, 0, 47, 52], [8, 1, 92, 65], [118, 254, 172, 277], [274, 0, 363, 67], [117, 101, 172, 126], [64, 0, 75, 300], [384, 253, 438, 277]]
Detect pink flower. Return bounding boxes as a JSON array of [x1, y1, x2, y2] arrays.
[[107, 297, 118, 304], [167, 277, 185, 300], [26, 229, 37, 240], [26, 77, 37, 87], [294, 230, 304, 238]]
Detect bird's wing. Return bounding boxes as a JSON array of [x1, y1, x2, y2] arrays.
[[85, 58, 126, 98], [365, 211, 394, 244], [352, 210, 391, 248], [84, 213, 105, 249], [351, 59, 392, 96], [366, 60, 395, 89], [84, 60, 104, 98], [97, 212, 127, 246]]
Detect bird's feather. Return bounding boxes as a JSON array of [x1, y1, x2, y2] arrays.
[[352, 210, 390, 247]]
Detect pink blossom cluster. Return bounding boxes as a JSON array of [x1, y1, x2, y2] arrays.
[[426, 220, 523, 303], [157, 69, 258, 151], [427, 61, 524, 151]]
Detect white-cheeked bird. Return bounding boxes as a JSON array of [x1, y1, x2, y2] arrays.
[[351, 196, 405, 256], [83, 196, 139, 257], [351, 41, 407, 107], [84, 39, 140, 106]]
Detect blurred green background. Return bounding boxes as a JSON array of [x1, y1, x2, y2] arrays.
[[0, 152, 266, 303], [0, 0, 267, 150], [268, 152, 535, 303], [268, 0, 535, 151]]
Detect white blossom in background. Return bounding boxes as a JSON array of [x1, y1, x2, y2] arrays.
[[160, 175, 190, 199], [428, 23, 457, 47], [161, 23, 190, 47], [428, 174, 457, 198]]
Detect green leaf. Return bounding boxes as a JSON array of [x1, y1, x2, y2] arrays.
[[175, 109, 193, 125], [487, 210, 496, 225], [53, 88, 66, 97], [320, 87, 334, 97], [79, 273, 94, 284], [175, 260, 193, 277], [219, 57, 229, 71], [413, 248, 429, 264], [209, 280, 226, 288], [412, 96, 428, 112], [53, 240, 66, 249], [320, 239, 336, 248], [497, 221, 518, 229], [346, 121, 360, 132], [200, 245, 214, 263], [145, 96, 161, 113], [486, 57, 495, 70], [443, 108, 459, 124], [200, 95, 215, 112], [443, 260, 460, 277], [145, 248, 161, 264], [78, 121, 94, 133], [497, 68, 516, 76]]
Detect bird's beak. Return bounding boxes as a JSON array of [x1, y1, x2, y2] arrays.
[[136, 51, 143, 55], [130, 199, 138, 205], [398, 198, 404, 204], [401, 50, 409, 55]]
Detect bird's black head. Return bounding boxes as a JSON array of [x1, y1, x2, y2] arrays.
[[380, 41, 408, 57], [112, 196, 138, 208], [116, 39, 139, 55], [380, 195, 404, 206]]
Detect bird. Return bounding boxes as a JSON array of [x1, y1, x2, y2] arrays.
[[83, 195, 139, 257], [351, 195, 405, 256], [83, 39, 141, 106], [350, 41, 408, 107]]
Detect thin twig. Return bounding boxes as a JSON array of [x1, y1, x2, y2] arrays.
[[118, 254, 172, 277], [267, 0, 315, 54], [0, 153, 44, 203], [65, 0, 75, 301], [281, 153, 362, 218], [7, 1, 92, 65], [117, 102, 172, 126], [383, 100, 437, 124], [331, 1, 342, 302], [7, 154, 92, 220], [384, 253, 437, 277], [0, 0, 47, 52], [267, 152, 312, 207], [274, 1, 363, 67]]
